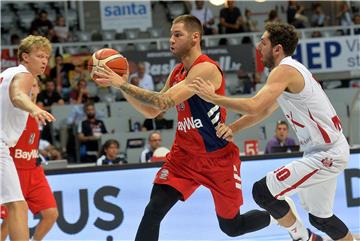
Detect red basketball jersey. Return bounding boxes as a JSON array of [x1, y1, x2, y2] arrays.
[[169, 54, 231, 157], [9, 116, 40, 169]]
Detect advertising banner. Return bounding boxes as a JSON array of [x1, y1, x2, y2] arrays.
[[100, 1, 152, 32], [293, 35, 360, 73], [29, 153, 360, 240]]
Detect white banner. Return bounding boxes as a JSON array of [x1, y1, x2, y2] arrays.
[[100, 1, 152, 32], [27, 154, 360, 240], [294, 35, 360, 73]]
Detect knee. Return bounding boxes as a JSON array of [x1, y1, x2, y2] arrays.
[[252, 177, 271, 208], [42, 208, 59, 223], [309, 213, 349, 240], [218, 214, 245, 237]]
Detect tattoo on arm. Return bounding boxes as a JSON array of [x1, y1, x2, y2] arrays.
[[120, 83, 175, 110]]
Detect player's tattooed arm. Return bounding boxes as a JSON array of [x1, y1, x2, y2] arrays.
[[120, 82, 175, 110]]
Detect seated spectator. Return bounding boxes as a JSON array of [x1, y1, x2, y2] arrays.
[[140, 131, 162, 163], [142, 112, 173, 131], [219, 0, 244, 34], [294, 4, 308, 28], [311, 3, 328, 27], [53, 16, 70, 42], [69, 79, 89, 104], [96, 139, 127, 166], [50, 54, 75, 101], [354, 15, 360, 35], [191, 0, 217, 35], [29, 10, 55, 40], [129, 62, 154, 91], [265, 9, 281, 24], [265, 120, 297, 154], [243, 9, 258, 32], [36, 79, 65, 111], [78, 102, 108, 162], [287, 0, 297, 25], [337, 2, 353, 27], [39, 139, 62, 160]]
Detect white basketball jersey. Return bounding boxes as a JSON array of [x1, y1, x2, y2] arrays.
[[277, 57, 343, 153], [0, 65, 30, 147]]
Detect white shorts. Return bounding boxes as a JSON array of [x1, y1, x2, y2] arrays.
[[0, 142, 24, 204], [266, 135, 349, 218]]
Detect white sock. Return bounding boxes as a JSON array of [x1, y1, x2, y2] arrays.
[[286, 219, 309, 241]]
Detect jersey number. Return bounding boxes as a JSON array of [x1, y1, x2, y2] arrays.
[[274, 166, 291, 181]]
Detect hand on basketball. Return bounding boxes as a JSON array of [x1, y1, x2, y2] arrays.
[[216, 123, 233, 142], [189, 77, 216, 103], [93, 64, 129, 88], [31, 108, 56, 126]]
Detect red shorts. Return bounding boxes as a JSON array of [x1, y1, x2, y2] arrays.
[[154, 142, 243, 219], [0, 205, 7, 219], [16, 167, 57, 215]]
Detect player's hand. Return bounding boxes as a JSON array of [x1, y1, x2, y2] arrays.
[[189, 77, 217, 103], [93, 63, 129, 88], [216, 123, 233, 142], [31, 108, 56, 125]]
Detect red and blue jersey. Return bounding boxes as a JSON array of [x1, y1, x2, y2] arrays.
[[9, 116, 40, 170], [170, 54, 231, 157]]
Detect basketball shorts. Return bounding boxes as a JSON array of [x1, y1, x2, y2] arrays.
[[154, 142, 242, 219], [17, 167, 57, 215], [266, 135, 349, 218], [0, 143, 24, 205]]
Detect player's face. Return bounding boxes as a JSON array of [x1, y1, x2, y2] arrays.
[[105, 144, 119, 160], [24, 48, 50, 75], [257, 32, 275, 68], [169, 22, 194, 59]]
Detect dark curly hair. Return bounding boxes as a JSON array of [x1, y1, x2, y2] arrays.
[[265, 22, 299, 56]]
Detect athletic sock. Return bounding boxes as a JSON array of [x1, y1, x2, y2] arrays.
[[286, 219, 309, 241]]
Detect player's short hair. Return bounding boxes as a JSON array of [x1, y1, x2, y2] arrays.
[[265, 22, 299, 56], [173, 15, 203, 37], [18, 35, 52, 62]]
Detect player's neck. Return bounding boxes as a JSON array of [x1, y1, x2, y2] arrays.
[[20, 62, 38, 77], [181, 48, 202, 70]]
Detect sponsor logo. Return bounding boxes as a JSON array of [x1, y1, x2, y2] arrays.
[[104, 3, 147, 17], [28, 133, 35, 145], [177, 117, 203, 133], [321, 157, 333, 168], [176, 102, 185, 112], [14, 149, 38, 161], [159, 169, 169, 180]]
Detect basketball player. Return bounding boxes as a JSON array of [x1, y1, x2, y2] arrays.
[[190, 22, 353, 241], [94, 15, 272, 240], [0, 35, 55, 240], [1, 80, 58, 241]]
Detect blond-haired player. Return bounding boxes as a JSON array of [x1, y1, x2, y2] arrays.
[[0, 35, 55, 240]]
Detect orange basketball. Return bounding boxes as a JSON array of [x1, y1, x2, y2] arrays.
[[88, 48, 128, 80]]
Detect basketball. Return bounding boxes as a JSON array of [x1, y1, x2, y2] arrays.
[[88, 48, 128, 80]]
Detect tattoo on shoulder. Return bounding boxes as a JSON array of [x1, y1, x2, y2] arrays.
[[120, 83, 175, 110]]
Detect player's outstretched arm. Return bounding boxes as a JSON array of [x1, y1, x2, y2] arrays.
[[9, 73, 55, 125], [190, 66, 290, 115]]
